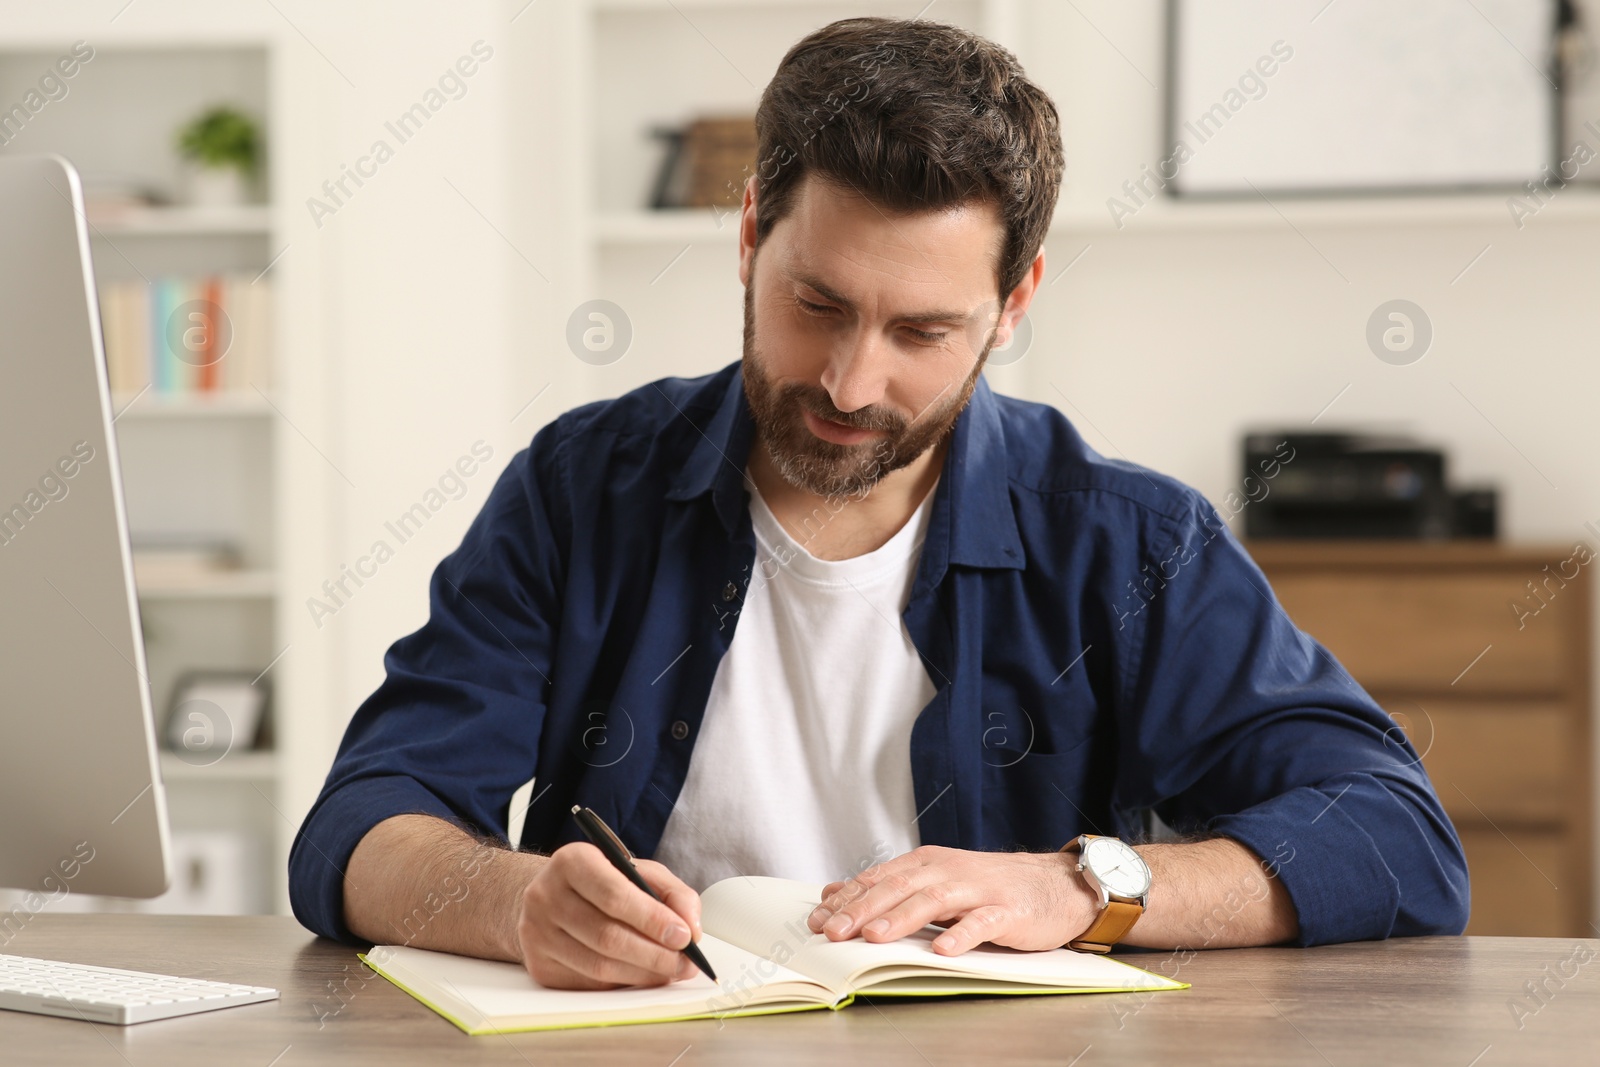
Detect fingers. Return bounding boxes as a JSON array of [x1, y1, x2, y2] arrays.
[[636, 859, 703, 942], [809, 875, 887, 933], [808, 855, 922, 932], [518, 843, 703, 990], [559, 891, 689, 980], [929, 905, 1011, 955], [852, 880, 983, 943], [566, 845, 693, 950], [528, 920, 691, 990], [800, 850, 1064, 956], [811, 864, 967, 941]]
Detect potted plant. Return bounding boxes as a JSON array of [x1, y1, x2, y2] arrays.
[[176, 105, 261, 207]]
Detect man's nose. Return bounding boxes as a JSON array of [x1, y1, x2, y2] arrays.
[[820, 328, 890, 415]]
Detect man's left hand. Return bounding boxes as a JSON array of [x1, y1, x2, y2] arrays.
[[806, 845, 1101, 955]]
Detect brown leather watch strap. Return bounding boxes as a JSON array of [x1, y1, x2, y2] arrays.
[[1068, 900, 1144, 954]]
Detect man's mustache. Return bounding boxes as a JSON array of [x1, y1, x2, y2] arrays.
[[786, 387, 903, 434]]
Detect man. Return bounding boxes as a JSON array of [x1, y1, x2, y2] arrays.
[[290, 17, 1468, 990]]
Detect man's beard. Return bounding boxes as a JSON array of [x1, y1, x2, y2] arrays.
[[741, 277, 991, 500]]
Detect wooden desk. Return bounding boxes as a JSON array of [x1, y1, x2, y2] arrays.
[[1246, 541, 1594, 937], [1, 916, 1595, 1065]]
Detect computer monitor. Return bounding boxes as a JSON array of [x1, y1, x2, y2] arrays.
[[0, 154, 171, 902]]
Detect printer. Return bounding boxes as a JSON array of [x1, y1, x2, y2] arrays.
[[1242, 431, 1497, 540]]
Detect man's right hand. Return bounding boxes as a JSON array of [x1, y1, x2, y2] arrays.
[[515, 841, 705, 990]]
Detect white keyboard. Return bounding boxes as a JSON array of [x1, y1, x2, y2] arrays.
[[0, 953, 278, 1025]]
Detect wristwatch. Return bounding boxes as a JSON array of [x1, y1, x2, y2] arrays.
[[1059, 834, 1151, 953]]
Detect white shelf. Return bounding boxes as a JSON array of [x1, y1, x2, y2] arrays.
[[1056, 190, 1600, 233], [112, 390, 277, 419], [594, 209, 742, 244], [593, 190, 1600, 246], [87, 204, 272, 237], [136, 569, 277, 601], [160, 750, 278, 783]]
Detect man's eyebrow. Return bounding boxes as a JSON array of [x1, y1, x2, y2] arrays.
[[785, 269, 971, 325]]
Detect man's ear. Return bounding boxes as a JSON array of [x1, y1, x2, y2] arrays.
[[737, 175, 759, 287], [995, 248, 1046, 348]]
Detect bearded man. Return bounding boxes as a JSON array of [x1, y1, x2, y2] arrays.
[[291, 17, 1468, 989]]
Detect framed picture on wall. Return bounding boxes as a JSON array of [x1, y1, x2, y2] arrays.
[[1165, 0, 1562, 197]]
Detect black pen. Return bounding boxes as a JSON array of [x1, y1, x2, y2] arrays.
[[570, 805, 718, 983]]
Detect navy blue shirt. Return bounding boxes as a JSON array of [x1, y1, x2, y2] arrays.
[[289, 361, 1469, 947]]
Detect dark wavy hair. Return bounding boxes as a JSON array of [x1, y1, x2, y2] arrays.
[[753, 17, 1065, 300]]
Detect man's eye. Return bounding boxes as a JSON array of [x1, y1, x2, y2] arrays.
[[798, 298, 837, 316], [904, 327, 948, 344]]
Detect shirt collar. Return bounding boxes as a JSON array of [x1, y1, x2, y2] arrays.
[[663, 363, 758, 533], [666, 362, 1024, 572]]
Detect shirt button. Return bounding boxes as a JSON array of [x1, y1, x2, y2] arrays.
[[670, 720, 690, 741], [722, 582, 738, 602]]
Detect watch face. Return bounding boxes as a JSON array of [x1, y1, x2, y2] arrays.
[[1083, 837, 1152, 899]]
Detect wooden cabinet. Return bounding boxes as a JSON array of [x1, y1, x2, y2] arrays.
[[1246, 541, 1592, 937]]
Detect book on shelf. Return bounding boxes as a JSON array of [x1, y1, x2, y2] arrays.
[[359, 875, 1185, 1035], [649, 114, 757, 211], [99, 274, 272, 396]]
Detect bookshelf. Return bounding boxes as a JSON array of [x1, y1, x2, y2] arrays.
[[0, 36, 287, 917]]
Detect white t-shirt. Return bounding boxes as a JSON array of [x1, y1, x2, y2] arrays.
[[652, 478, 939, 891]]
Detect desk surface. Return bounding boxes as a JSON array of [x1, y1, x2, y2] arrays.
[[1, 916, 1595, 1066]]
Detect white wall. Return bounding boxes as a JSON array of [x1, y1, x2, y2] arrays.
[[259, 1, 542, 828]]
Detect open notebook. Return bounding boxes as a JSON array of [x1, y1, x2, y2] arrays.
[[358, 875, 1186, 1034]]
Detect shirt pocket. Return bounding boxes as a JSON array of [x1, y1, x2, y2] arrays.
[[978, 729, 1110, 852]]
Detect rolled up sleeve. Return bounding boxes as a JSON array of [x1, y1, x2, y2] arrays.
[[288, 422, 570, 944], [1114, 495, 1470, 945]]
